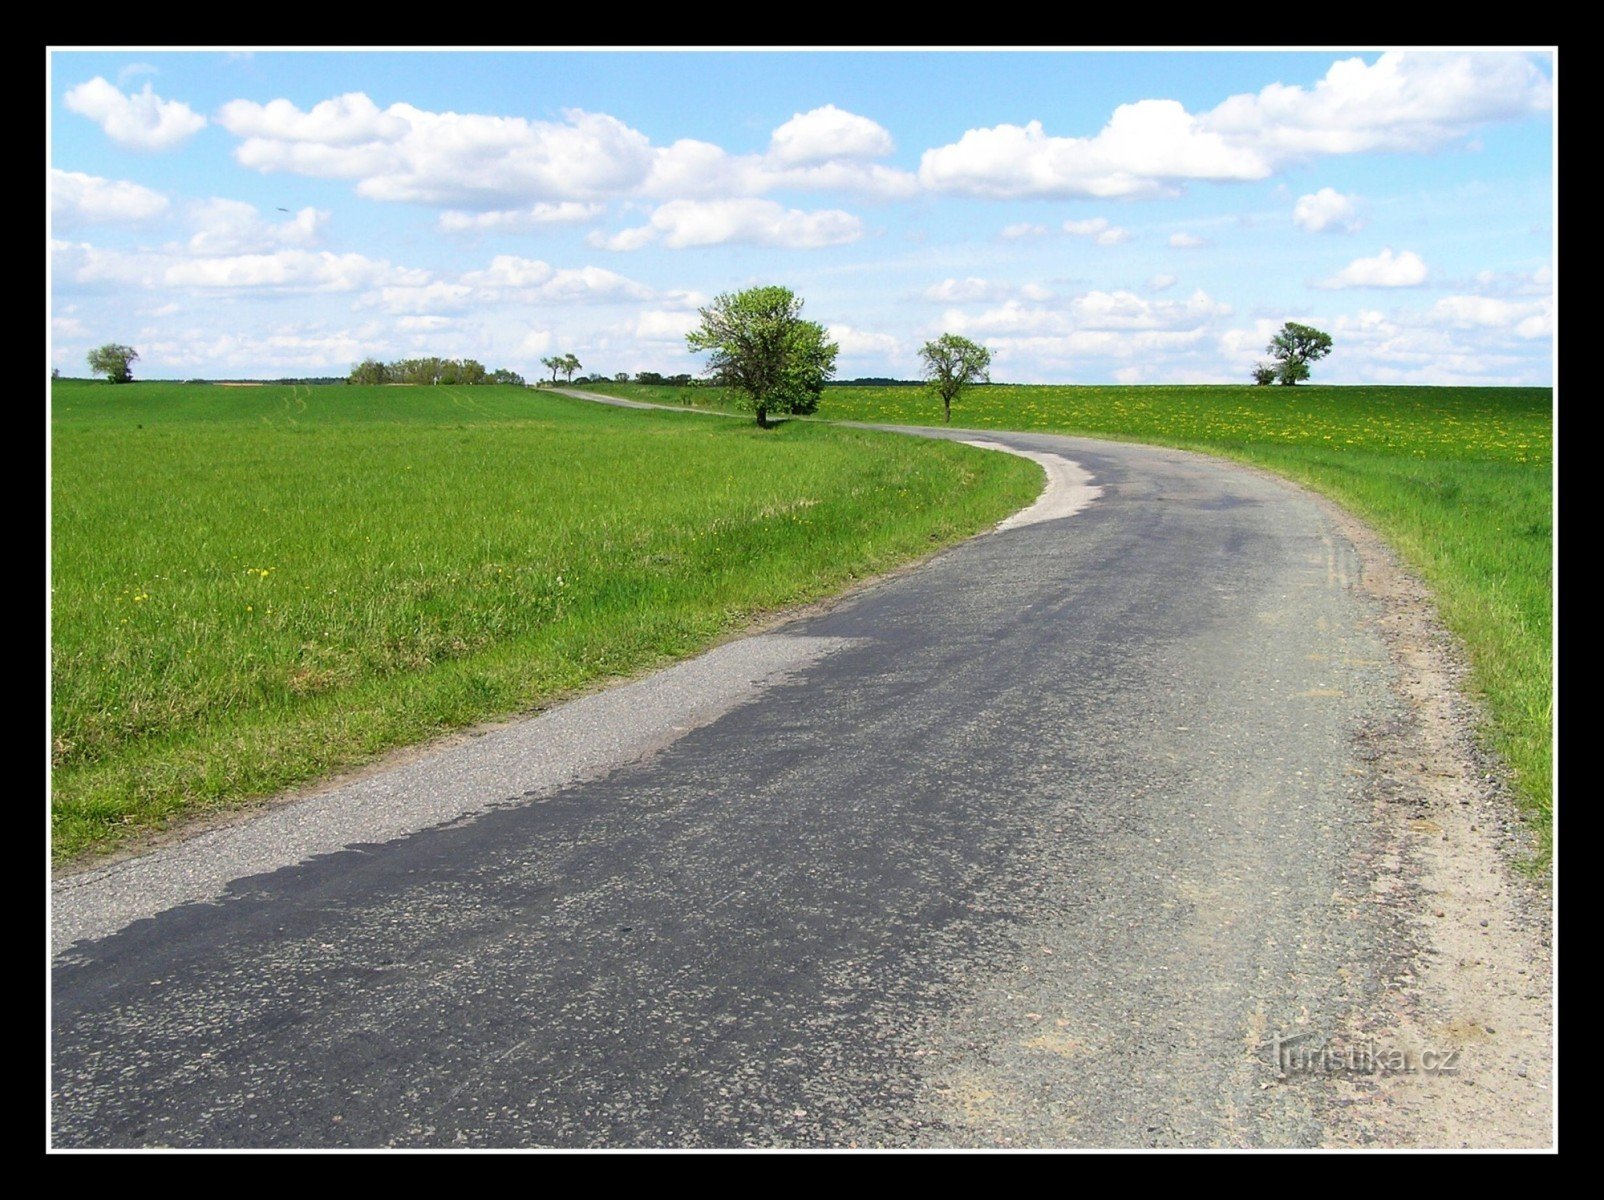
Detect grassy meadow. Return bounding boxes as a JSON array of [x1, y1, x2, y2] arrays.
[[50, 381, 1041, 861], [586, 380, 1555, 862]]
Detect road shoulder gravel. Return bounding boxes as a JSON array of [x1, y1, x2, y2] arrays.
[[1295, 484, 1553, 1148]]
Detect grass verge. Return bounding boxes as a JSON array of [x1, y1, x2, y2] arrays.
[[50, 381, 1041, 862]]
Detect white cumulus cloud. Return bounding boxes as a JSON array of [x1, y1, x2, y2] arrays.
[[64, 77, 206, 151], [1063, 217, 1133, 244], [538, 266, 657, 302], [918, 52, 1550, 201], [1070, 288, 1231, 330], [185, 199, 328, 255], [438, 203, 603, 232], [644, 135, 916, 200], [1169, 232, 1207, 248], [1429, 295, 1520, 327], [218, 99, 656, 207], [1305, 303, 1550, 384], [827, 324, 900, 356], [594, 198, 863, 250], [50, 169, 169, 227], [923, 278, 1014, 303], [631, 310, 700, 341], [922, 278, 1053, 304], [360, 281, 474, 314], [1517, 311, 1554, 340], [460, 255, 558, 290], [214, 93, 916, 210], [140, 327, 380, 373], [216, 92, 409, 145], [162, 250, 424, 293], [1466, 265, 1553, 297], [1320, 247, 1429, 288], [920, 101, 1271, 199], [938, 288, 1229, 340], [1205, 51, 1552, 160], [979, 329, 1213, 367], [589, 225, 659, 252], [1428, 294, 1553, 338], [459, 255, 655, 303], [1293, 187, 1363, 233], [769, 104, 895, 165]]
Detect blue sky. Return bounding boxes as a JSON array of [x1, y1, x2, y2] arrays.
[[48, 48, 1555, 385]]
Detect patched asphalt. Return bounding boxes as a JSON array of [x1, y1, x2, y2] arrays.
[[52, 429, 1404, 1148]]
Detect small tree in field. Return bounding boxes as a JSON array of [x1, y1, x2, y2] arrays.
[[1267, 322, 1332, 386], [541, 355, 562, 384], [920, 333, 992, 423], [686, 285, 838, 427], [87, 344, 138, 384], [1250, 362, 1277, 386], [349, 357, 391, 385], [561, 354, 582, 383]]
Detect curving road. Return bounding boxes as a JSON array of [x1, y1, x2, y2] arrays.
[[54, 422, 1435, 1147]]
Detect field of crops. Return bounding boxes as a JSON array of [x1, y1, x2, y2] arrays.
[[589, 379, 1555, 861], [50, 381, 1041, 860]]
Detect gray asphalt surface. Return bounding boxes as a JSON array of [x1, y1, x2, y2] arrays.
[[52, 424, 1403, 1148]]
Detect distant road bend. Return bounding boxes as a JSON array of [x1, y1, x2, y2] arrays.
[[52, 401, 1549, 1148]]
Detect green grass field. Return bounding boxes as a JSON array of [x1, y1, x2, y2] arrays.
[[50, 381, 1041, 861], [586, 380, 1555, 864]]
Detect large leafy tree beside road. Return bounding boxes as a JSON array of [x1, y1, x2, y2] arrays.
[[686, 285, 838, 427]]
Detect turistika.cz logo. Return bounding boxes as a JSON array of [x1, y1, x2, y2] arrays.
[[1267, 1031, 1463, 1078]]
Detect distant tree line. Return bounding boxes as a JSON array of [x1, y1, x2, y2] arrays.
[[199, 376, 350, 386], [348, 357, 525, 386], [828, 377, 924, 387]]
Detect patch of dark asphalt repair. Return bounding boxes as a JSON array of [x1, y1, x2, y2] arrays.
[[53, 431, 1489, 1147]]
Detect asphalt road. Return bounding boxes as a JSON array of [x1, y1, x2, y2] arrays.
[[52, 426, 1407, 1148]]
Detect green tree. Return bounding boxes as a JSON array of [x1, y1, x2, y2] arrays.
[[561, 354, 581, 383], [615, 372, 630, 383], [1250, 362, 1277, 386], [349, 357, 391, 385], [541, 355, 562, 384], [685, 285, 838, 427], [87, 343, 139, 384], [1268, 322, 1333, 386], [919, 333, 992, 424]]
